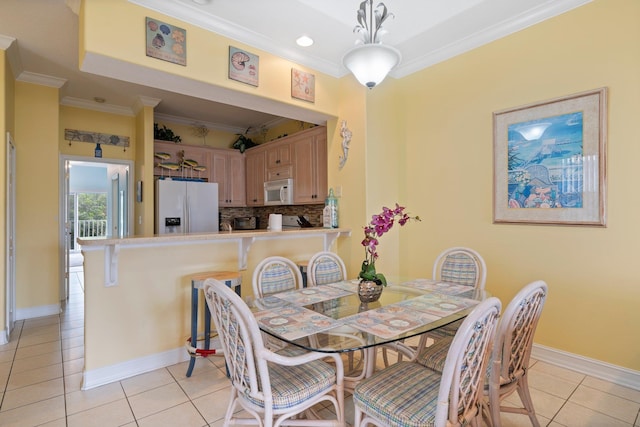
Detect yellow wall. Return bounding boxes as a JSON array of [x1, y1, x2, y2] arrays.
[[134, 105, 155, 236], [154, 120, 236, 148], [393, 0, 640, 369], [59, 106, 136, 160], [14, 82, 60, 309], [81, 0, 341, 119]]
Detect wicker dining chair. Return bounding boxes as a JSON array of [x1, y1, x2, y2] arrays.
[[352, 297, 502, 427], [434, 246, 487, 290], [203, 278, 345, 427], [414, 280, 548, 427], [418, 247, 488, 343], [485, 280, 548, 427], [307, 251, 368, 387], [306, 251, 347, 287], [252, 256, 305, 350], [383, 246, 488, 366], [252, 256, 304, 298]]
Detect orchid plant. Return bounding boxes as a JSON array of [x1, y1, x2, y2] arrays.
[[359, 204, 421, 286]]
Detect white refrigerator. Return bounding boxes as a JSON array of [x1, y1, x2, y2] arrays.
[[155, 179, 219, 234]]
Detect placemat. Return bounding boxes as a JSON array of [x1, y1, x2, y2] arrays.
[[401, 278, 474, 295], [273, 285, 354, 305], [342, 305, 440, 339], [254, 305, 344, 341]]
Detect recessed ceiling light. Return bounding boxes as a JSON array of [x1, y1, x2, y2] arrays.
[[296, 35, 314, 47]]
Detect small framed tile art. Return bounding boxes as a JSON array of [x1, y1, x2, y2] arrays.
[[145, 17, 186, 66], [291, 68, 315, 103], [229, 46, 259, 86]]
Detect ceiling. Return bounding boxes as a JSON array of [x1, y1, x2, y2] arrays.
[[0, 0, 590, 134]]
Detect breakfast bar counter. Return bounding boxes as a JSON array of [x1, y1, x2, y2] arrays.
[[78, 227, 351, 287], [76, 227, 351, 390]]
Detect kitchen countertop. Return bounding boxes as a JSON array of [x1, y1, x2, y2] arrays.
[[78, 227, 352, 285], [77, 227, 351, 247]]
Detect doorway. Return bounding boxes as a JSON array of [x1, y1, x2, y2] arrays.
[[59, 156, 133, 300]]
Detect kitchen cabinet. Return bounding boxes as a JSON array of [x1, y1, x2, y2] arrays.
[[292, 127, 327, 204], [211, 149, 246, 206], [265, 139, 292, 179], [245, 149, 266, 206], [244, 126, 327, 206]]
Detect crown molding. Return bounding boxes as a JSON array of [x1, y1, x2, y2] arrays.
[[393, 0, 592, 78], [154, 112, 246, 134], [65, 0, 81, 15], [0, 34, 16, 50], [61, 96, 135, 117], [17, 71, 66, 88], [133, 96, 162, 114], [0, 35, 23, 78]]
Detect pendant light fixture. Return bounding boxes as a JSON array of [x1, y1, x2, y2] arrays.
[[342, 0, 401, 89]]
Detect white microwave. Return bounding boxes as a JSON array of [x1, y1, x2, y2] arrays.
[[264, 178, 294, 205]]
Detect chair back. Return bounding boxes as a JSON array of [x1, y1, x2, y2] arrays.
[[436, 296, 502, 426], [433, 246, 487, 290], [491, 280, 548, 388], [252, 256, 303, 297], [203, 278, 269, 404], [307, 251, 347, 287]]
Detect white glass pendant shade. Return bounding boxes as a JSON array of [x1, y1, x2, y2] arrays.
[[343, 44, 401, 88]]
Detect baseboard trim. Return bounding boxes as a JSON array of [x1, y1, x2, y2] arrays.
[[82, 342, 639, 392], [532, 343, 640, 391], [0, 328, 8, 345], [16, 304, 61, 320], [82, 346, 190, 390]]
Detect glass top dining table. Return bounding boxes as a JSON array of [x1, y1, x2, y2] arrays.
[[251, 279, 486, 354]]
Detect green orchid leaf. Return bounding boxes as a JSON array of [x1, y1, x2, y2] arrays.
[[375, 273, 387, 286]]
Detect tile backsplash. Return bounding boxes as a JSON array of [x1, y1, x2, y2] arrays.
[[220, 204, 324, 229]]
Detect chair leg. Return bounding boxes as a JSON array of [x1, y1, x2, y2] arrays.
[[516, 375, 540, 427], [488, 385, 502, 427], [353, 405, 363, 427], [381, 347, 390, 367], [481, 399, 492, 427]]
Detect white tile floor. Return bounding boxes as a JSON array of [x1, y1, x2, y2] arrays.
[[0, 266, 638, 426]]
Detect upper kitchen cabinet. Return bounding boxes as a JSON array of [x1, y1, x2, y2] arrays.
[[245, 149, 266, 206], [292, 127, 327, 204], [153, 141, 211, 180], [244, 125, 327, 206], [211, 149, 246, 207], [265, 139, 293, 180]]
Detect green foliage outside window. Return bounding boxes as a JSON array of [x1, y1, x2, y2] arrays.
[[78, 193, 107, 220]]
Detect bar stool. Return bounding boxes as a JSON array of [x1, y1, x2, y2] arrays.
[[186, 270, 242, 377], [296, 260, 308, 287]]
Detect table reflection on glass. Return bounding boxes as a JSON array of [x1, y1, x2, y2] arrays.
[[252, 279, 487, 382]]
